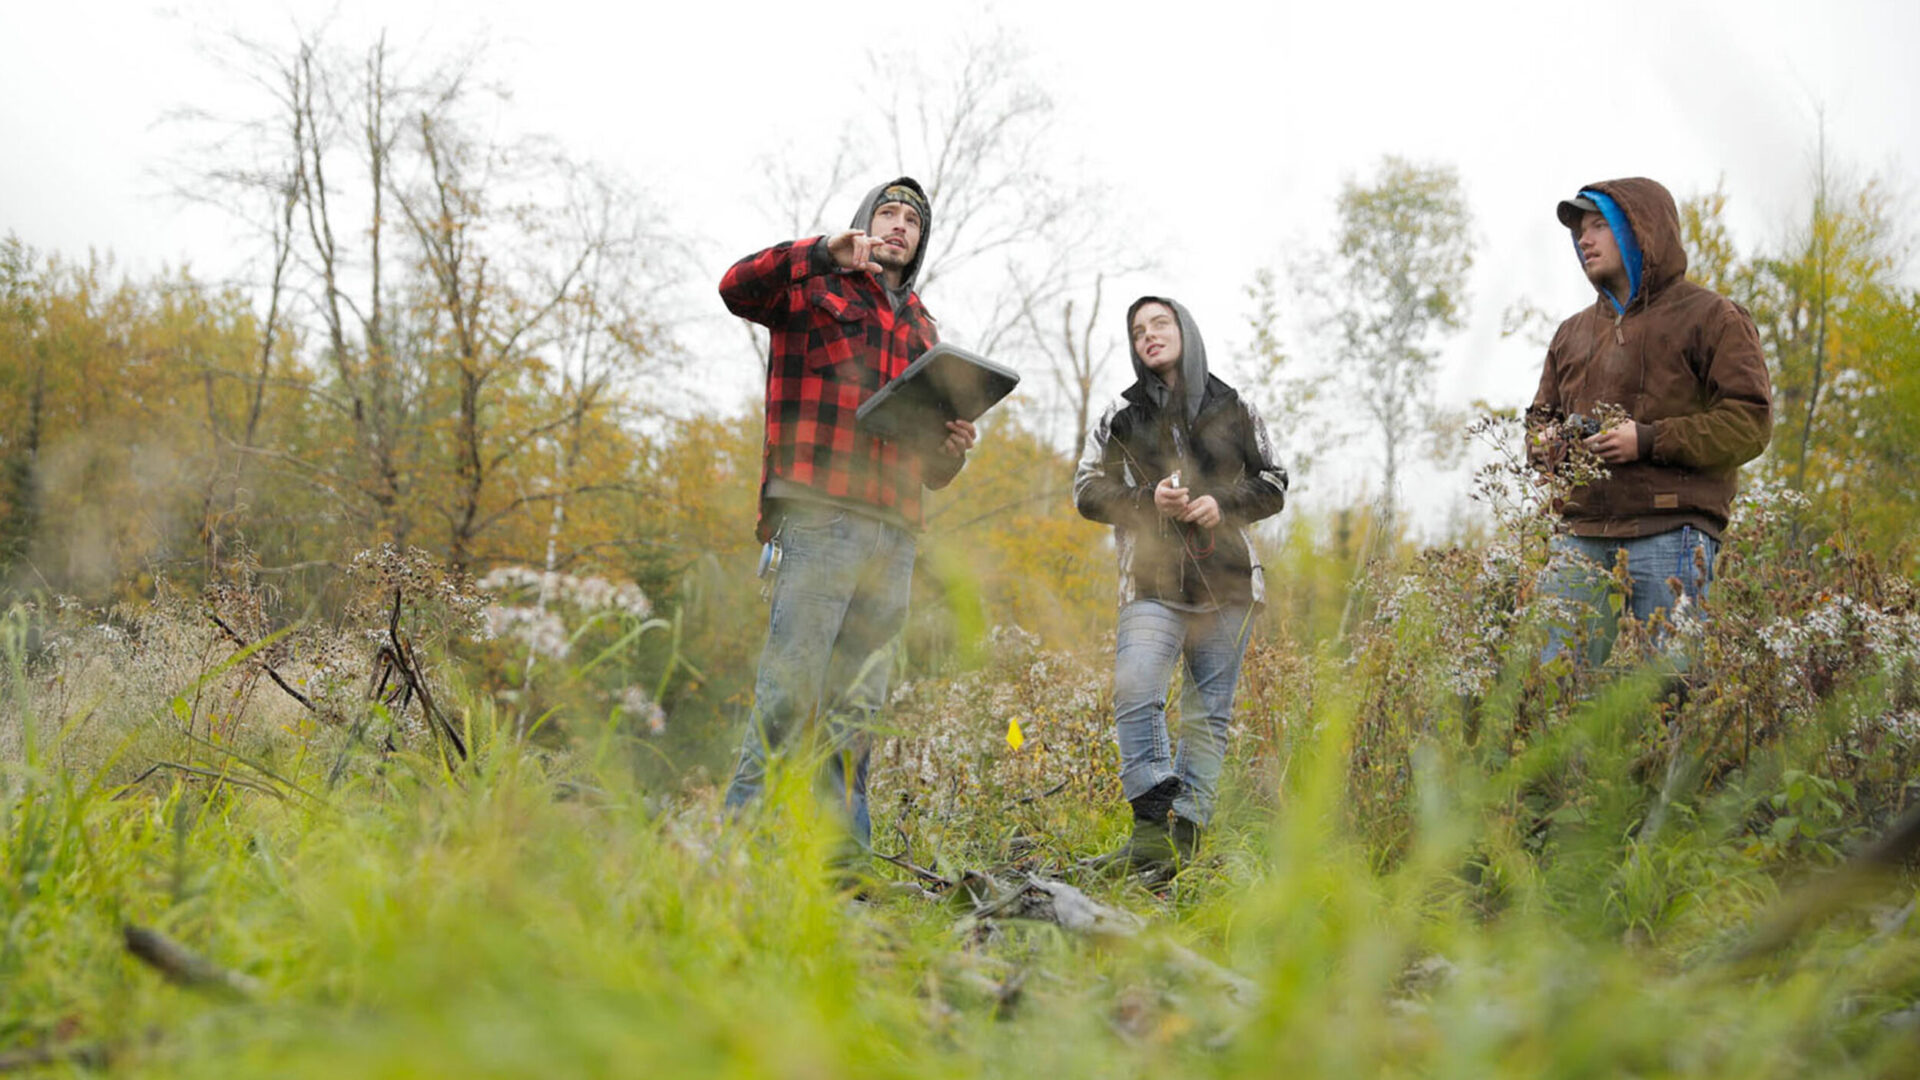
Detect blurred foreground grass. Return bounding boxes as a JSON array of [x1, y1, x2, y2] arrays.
[[6, 657, 1919, 1079]]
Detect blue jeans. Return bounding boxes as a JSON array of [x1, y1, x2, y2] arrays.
[[1539, 526, 1719, 668], [723, 502, 917, 849], [1111, 600, 1256, 827]]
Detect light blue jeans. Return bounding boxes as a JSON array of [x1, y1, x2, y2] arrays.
[[1111, 600, 1257, 827], [1539, 526, 1719, 668], [723, 502, 917, 849]]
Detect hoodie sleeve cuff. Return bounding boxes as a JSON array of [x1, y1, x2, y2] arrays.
[[799, 236, 837, 280], [1635, 422, 1656, 461]]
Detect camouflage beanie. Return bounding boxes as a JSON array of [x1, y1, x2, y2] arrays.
[[873, 183, 930, 228]]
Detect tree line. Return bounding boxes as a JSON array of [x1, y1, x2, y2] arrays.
[[2, 29, 1915, 735]]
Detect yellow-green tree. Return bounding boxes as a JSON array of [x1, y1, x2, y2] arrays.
[[1680, 143, 1919, 561], [1321, 157, 1475, 539], [1750, 144, 1903, 498], [920, 409, 1109, 656], [0, 237, 42, 574], [0, 248, 290, 597]]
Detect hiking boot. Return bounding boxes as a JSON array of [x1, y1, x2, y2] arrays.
[[1086, 814, 1175, 875], [1171, 816, 1202, 865], [1085, 778, 1181, 877]]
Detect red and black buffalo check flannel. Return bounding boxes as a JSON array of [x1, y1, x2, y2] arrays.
[[721, 236, 963, 541]]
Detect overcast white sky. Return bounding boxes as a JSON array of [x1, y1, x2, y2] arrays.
[[4, 0, 1917, 531]]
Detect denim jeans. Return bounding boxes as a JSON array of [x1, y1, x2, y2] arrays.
[[1539, 526, 1719, 668], [1111, 599, 1256, 827], [723, 502, 917, 849]]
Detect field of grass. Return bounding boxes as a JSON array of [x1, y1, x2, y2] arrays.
[[6, 482, 1920, 1077]]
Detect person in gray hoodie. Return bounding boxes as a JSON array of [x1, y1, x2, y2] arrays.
[[1073, 296, 1289, 878], [719, 177, 975, 859]]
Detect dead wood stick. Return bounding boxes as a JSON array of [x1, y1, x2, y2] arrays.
[[960, 870, 1020, 915], [893, 823, 914, 870], [405, 639, 453, 742], [383, 590, 466, 765], [205, 610, 320, 715], [1158, 941, 1261, 1003], [150, 762, 288, 801], [397, 634, 466, 764], [112, 763, 166, 799], [874, 849, 954, 890], [1724, 800, 1920, 965], [369, 650, 392, 704], [123, 925, 262, 999], [0, 1041, 111, 1073], [1011, 779, 1071, 807], [172, 734, 331, 811]]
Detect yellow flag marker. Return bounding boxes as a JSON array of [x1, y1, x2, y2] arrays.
[[1006, 717, 1026, 751]]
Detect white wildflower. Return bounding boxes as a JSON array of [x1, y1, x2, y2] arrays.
[[618, 685, 668, 734], [484, 605, 570, 661]]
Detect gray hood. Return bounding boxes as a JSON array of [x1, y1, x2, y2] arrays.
[[1126, 295, 1209, 422], [850, 176, 931, 310]]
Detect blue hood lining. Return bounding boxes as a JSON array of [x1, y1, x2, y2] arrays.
[[1576, 189, 1644, 313]]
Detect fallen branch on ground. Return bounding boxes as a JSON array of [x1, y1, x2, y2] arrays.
[[123, 925, 262, 999], [960, 872, 1146, 937], [0, 1041, 111, 1074], [1724, 800, 1920, 965]]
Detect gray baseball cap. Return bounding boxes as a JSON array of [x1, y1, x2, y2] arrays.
[[1556, 194, 1601, 229]]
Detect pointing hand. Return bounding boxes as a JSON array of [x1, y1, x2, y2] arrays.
[[826, 229, 885, 275]]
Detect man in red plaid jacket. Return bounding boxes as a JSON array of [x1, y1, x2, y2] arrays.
[[718, 176, 976, 861]]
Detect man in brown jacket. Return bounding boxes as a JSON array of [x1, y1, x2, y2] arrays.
[[1529, 177, 1773, 666]]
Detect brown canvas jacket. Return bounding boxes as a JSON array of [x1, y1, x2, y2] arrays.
[[1531, 177, 1773, 539]]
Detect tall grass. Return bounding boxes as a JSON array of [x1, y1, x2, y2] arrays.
[[7, 651, 1918, 1077], [5, 472, 1920, 1076]]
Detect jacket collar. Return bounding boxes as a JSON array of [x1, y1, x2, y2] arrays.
[[840, 269, 934, 325], [1122, 373, 1236, 421]]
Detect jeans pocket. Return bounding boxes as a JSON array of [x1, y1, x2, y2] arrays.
[[781, 502, 848, 535]]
